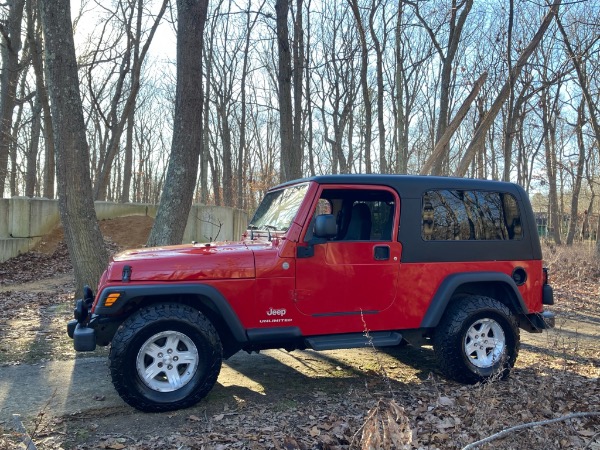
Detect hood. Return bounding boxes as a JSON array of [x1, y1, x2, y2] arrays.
[[106, 241, 255, 282]]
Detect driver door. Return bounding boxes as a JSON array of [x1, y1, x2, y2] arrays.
[[294, 186, 401, 317]]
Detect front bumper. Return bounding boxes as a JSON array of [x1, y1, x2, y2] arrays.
[[67, 319, 97, 351], [67, 310, 123, 351]]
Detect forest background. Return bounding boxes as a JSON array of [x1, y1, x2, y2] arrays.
[[0, 0, 599, 289]]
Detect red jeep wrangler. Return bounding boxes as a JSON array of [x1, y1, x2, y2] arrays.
[[68, 175, 554, 412]]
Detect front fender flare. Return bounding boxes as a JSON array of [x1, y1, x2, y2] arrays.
[[94, 283, 248, 343], [419, 272, 528, 328]]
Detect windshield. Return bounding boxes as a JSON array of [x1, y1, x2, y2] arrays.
[[249, 183, 309, 231]]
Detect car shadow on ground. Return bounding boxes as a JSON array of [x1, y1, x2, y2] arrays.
[[14, 340, 600, 449]]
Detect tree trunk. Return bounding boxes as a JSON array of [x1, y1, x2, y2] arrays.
[[39, 0, 109, 296], [394, 3, 409, 174], [430, 0, 473, 175], [10, 74, 26, 196], [369, 0, 386, 173], [305, 0, 315, 176], [26, 0, 56, 199], [0, 0, 26, 198], [349, 0, 372, 173], [147, 0, 209, 246], [502, 0, 515, 182], [236, 4, 253, 209], [542, 87, 561, 245], [120, 109, 134, 202], [25, 96, 42, 197], [508, 80, 533, 184], [291, 0, 304, 180], [200, 3, 220, 205], [276, 0, 297, 182], [566, 100, 587, 245], [218, 94, 233, 207]]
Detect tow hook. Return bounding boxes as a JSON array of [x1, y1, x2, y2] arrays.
[[74, 285, 95, 324], [69, 285, 98, 351]]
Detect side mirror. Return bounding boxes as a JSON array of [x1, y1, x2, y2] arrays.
[[298, 214, 336, 259], [314, 214, 337, 238]]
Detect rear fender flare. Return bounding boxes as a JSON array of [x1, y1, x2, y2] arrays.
[[420, 272, 528, 328]]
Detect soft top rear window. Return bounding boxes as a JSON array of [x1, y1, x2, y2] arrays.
[[422, 190, 522, 241]]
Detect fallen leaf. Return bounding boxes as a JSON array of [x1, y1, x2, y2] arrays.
[[437, 396, 455, 407]]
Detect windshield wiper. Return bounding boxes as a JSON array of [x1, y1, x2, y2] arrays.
[[248, 224, 258, 240], [247, 224, 277, 241], [264, 224, 277, 242]]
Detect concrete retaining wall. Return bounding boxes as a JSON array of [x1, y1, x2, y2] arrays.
[[0, 198, 247, 263], [94, 202, 158, 220], [0, 199, 8, 239], [182, 205, 247, 244]]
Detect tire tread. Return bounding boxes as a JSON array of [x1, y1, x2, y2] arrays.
[[109, 303, 222, 412], [433, 295, 520, 384]]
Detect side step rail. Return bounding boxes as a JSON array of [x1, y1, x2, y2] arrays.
[[306, 331, 403, 351]]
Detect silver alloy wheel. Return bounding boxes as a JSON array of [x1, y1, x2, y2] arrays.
[[464, 318, 506, 368], [136, 331, 199, 392]]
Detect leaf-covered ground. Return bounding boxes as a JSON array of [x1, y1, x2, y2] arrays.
[[1, 225, 599, 450]]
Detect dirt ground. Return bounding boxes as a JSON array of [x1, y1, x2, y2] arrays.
[[0, 218, 599, 450], [34, 215, 155, 255]]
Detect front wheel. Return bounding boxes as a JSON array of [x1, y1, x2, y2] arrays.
[[109, 303, 222, 412], [433, 295, 519, 383]]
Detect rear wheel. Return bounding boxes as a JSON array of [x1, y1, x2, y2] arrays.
[[433, 295, 519, 383], [109, 303, 222, 412]]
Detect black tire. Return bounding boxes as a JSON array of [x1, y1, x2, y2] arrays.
[[109, 303, 222, 412], [433, 295, 519, 384]]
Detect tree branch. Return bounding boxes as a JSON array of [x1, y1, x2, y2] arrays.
[[0, 22, 10, 47], [403, 0, 444, 59], [555, 12, 600, 148], [421, 71, 487, 175], [453, 0, 561, 177], [462, 412, 600, 450]]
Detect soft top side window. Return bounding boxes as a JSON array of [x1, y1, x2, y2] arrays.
[[422, 190, 522, 241], [305, 188, 396, 242]]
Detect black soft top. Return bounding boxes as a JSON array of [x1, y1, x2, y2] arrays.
[[272, 174, 541, 262], [273, 174, 526, 199]]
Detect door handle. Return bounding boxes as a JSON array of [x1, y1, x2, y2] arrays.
[[374, 245, 390, 260]]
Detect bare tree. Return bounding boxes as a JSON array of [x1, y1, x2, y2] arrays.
[[25, 0, 56, 199], [211, 2, 236, 207], [147, 0, 209, 246], [236, 1, 264, 208], [454, 0, 561, 177], [554, 12, 600, 252], [541, 83, 562, 245], [566, 99, 587, 245], [90, 0, 168, 201], [276, 0, 302, 182], [420, 72, 487, 175], [368, 0, 386, 173], [406, 0, 473, 175], [39, 0, 109, 295], [0, 0, 26, 197], [199, 0, 223, 205], [393, 2, 431, 174], [348, 0, 372, 173]]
